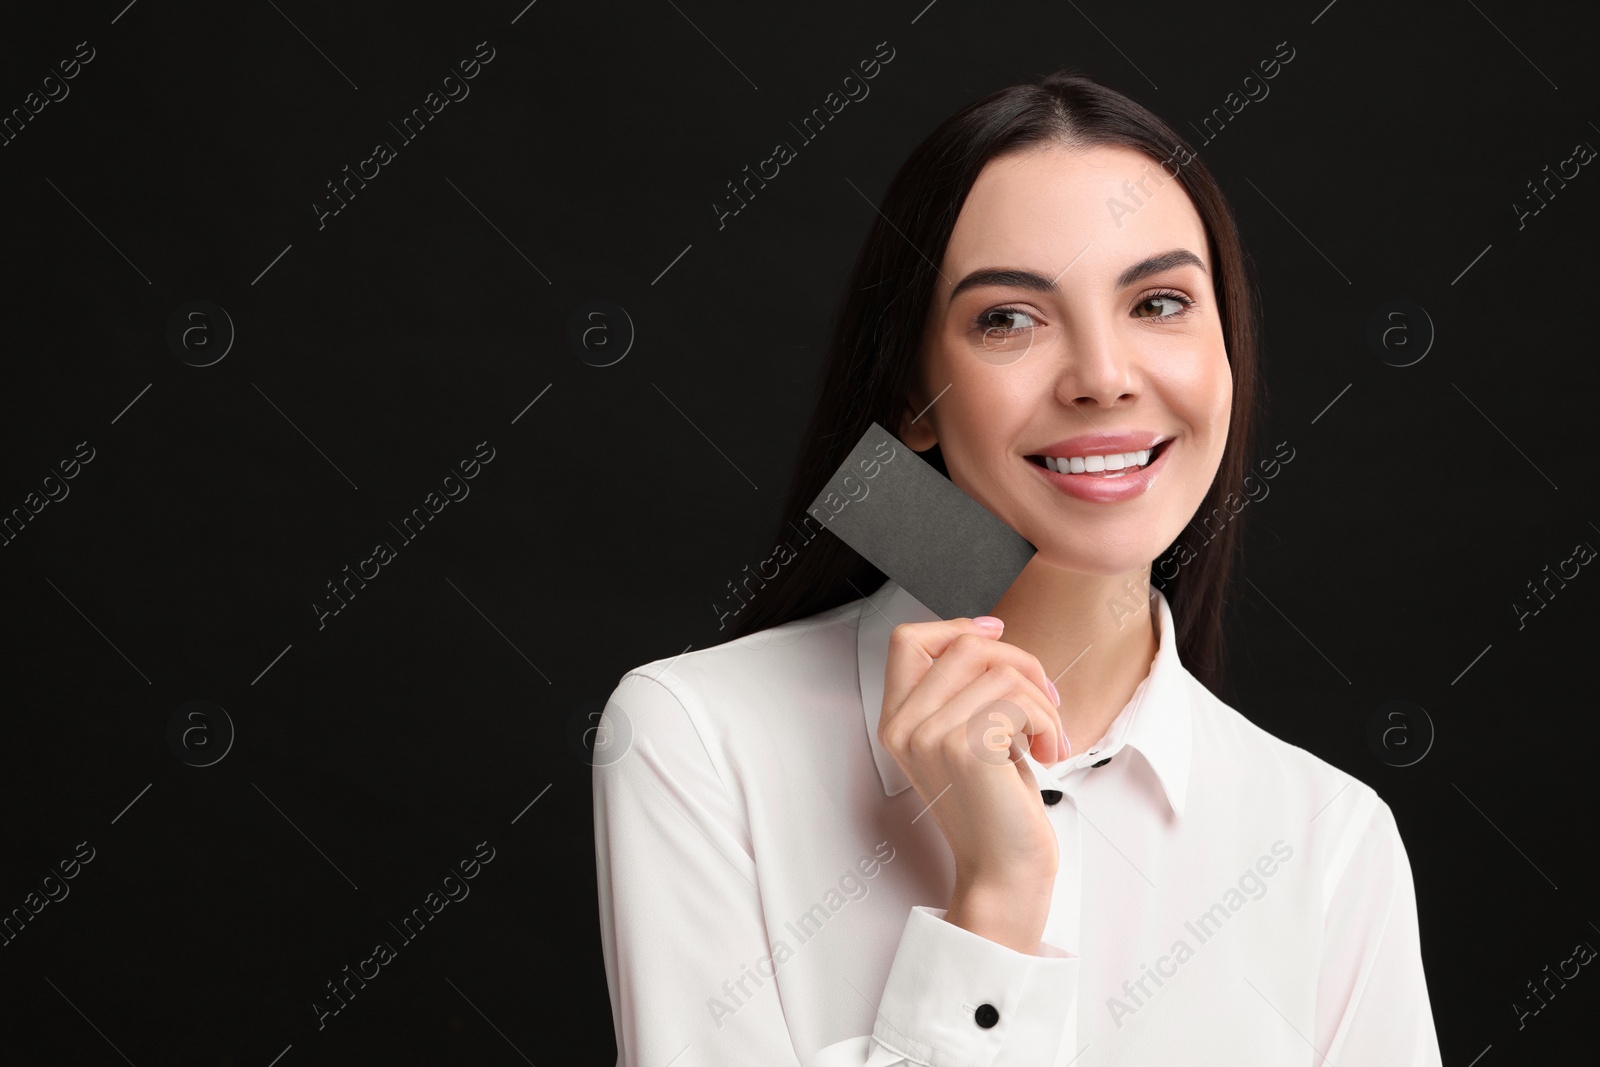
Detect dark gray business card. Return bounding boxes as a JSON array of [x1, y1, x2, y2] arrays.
[[806, 421, 1036, 620]]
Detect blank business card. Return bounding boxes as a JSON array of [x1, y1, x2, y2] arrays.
[[806, 420, 1037, 620]]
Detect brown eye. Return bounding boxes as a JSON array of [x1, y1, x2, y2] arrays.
[[1133, 290, 1194, 320], [974, 307, 1038, 333]]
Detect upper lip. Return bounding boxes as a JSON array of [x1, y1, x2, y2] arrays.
[[1027, 432, 1172, 460]]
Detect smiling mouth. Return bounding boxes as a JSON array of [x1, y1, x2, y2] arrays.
[[1025, 439, 1171, 477]]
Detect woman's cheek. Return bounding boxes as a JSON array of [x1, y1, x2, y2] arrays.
[[1177, 350, 1232, 442]]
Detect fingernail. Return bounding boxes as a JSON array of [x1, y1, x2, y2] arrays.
[[973, 616, 1004, 631], [1046, 680, 1060, 706]]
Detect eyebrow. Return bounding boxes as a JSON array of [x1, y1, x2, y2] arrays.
[[946, 248, 1209, 305]]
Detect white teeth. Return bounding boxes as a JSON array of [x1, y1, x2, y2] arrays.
[[1042, 448, 1152, 474]]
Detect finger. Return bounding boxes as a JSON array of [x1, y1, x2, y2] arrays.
[[929, 625, 1062, 727], [1011, 743, 1042, 791], [884, 620, 1064, 759], [886, 617, 1004, 681], [925, 631, 1064, 752], [882, 617, 1006, 729], [917, 665, 1066, 766]]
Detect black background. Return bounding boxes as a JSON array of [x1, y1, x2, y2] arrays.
[[2, 0, 1595, 1064]]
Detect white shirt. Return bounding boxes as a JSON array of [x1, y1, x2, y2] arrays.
[[592, 577, 1444, 1066]]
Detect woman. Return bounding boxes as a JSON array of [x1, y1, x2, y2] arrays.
[[592, 68, 1443, 1066]]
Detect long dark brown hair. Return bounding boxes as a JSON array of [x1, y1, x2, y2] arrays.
[[720, 67, 1264, 701]]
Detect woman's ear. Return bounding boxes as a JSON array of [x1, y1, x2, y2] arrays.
[[897, 394, 938, 451]]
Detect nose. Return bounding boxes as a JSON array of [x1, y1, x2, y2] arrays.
[[1053, 321, 1140, 408]]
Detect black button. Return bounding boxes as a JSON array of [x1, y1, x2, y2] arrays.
[[1091, 756, 1112, 767], [1040, 789, 1062, 805], [975, 1002, 999, 1028]]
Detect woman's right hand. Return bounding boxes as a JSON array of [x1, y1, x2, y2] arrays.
[[877, 615, 1067, 953]]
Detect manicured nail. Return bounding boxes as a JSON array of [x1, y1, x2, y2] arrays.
[[1046, 680, 1060, 706], [974, 616, 1003, 630]]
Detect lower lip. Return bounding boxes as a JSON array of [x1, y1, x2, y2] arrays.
[[1025, 443, 1171, 503]]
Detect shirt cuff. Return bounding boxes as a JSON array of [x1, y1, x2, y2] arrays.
[[867, 905, 1078, 1067]]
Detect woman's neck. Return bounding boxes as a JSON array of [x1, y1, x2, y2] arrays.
[[985, 554, 1160, 764]]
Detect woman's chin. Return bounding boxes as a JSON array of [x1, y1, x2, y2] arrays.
[[1022, 543, 1165, 580]]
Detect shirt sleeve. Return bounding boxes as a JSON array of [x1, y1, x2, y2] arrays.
[[1313, 793, 1444, 1065], [592, 668, 1080, 1067]]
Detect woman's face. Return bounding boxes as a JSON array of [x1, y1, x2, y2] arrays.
[[898, 142, 1232, 577]]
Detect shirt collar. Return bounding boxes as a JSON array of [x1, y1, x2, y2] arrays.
[[855, 577, 1193, 818]]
